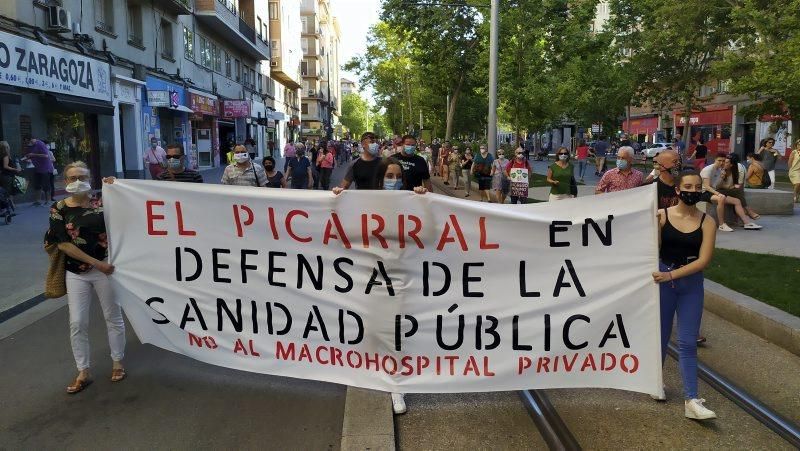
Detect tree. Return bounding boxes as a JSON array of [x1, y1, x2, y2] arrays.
[[610, 0, 734, 149], [715, 0, 800, 125], [340, 92, 370, 138]]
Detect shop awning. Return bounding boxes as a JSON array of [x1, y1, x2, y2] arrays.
[[46, 93, 115, 115], [171, 105, 194, 114], [0, 85, 21, 105]]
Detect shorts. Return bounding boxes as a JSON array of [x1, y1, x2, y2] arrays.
[[33, 172, 51, 191], [699, 191, 713, 203], [477, 176, 492, 190]]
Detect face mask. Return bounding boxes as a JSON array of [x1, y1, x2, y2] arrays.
[[150, 142, 157, 148], [403, 145, 415, 155], [166, 158, 183, 170], [616, 159, 628, 169], [383, 178, 403, 190], [559, 154, 569, 161], [65, 181, 92, 194], [234, 153, 250, 163], [669, 166, 681, 177], [368, 143, 380, 156], [678, 190, 702, 206], [297, 152, 305, 158], [498, 154, 505, 159], [264, 164, 274, 171]]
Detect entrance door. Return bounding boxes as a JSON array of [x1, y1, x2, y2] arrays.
[[743, 123, 756, 156], [196, 129, 212, 167]]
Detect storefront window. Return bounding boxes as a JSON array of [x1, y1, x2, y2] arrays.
[[46, 113, 87, 169]]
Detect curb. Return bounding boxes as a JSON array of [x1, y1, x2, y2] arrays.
[[704, 279, 800, 357], [340, 387, 395, 451]]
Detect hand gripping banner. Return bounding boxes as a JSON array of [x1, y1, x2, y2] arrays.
[[104, 180, 662, 395]]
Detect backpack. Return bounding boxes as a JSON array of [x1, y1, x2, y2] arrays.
[[12, 175, 28, 195]]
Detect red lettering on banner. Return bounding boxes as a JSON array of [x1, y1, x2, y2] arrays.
[[248, 340, 260, 356], [276, 341, 295, 360], [361, 214, 388, 248], [267, 207, 280, 239], [436, 215, 468, 251], [286, 210, 312, 243], [483, 356, 495, 376], [331, 347, 343, 366], [463, 355, 480, 376], [316, 345, 329, 364], [233, 338, 248, 355], [146, 200, 167, 236], [322, 213, 352, 248], [188, 333, 218, 349], [233, 204, 254, 238], [537, 356, 551, 372], [479, 217, 499, 249], [175, 202, 197, 236], [399, 214, 424, 249], [417, 356, 430, 375], [518, 356, 532, 374], [298, 343, 313, 362], [400, 356, 415, 376], [580, 353, 597, 371]]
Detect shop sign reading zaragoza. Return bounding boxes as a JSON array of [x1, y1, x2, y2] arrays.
[[0, 30, 111, 102]]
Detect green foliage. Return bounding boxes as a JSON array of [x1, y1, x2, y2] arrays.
[[340, 93, 370, 138]]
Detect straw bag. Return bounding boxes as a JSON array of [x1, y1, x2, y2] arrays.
[[44, 232, 67, 299]]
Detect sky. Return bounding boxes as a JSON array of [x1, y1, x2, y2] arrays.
[[332, 0, 382, 98]]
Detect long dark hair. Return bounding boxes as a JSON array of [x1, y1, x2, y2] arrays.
[[725, 154, 739, 185], [375, 157, 406, 189]]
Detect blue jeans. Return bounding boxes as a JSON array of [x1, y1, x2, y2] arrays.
[[659, 262, 704, 399], [577, 160, 588, 179]]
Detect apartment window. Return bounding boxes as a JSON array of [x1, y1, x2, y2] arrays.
[[200, 36, 211, 68], [301, 61, 308, 76], [242, 65, 249, 87], [127, 4, 143, 47], [212, 44, 222, 72], [257, 18, 263, 40], [183, 26, 194, 60], [94, 0, 114, 34], [301, 102, 308, 115], [269, 2, 279, 20], [301, 17, 307, 33], [301, 38, 308, 55], [225, 52, 231, 77], [260, 21, 268, 43], [717, 80, 730, 93], [235, 59, 241, 81], [249, 69, 256, 88], [160, 19, 174, 59]]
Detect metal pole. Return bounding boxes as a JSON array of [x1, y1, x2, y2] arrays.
[[488, 0, 499, 154]]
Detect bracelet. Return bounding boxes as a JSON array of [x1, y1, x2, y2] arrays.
[[668, 271, 674, 281]]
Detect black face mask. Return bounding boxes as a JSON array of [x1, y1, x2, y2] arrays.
[[264, 164, 274, 171], [678, 190, 702, 206]]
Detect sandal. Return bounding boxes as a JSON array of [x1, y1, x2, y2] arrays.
[[66, 377, 93, 394], [748, 212, 761, 220], [111, 367, 126, 382]]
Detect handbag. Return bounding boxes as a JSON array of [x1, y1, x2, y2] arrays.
[[761, 170, 771, 189], [44, 239, 66, 298], [570, 176, 578, 197], [12, 175, 28, 195]]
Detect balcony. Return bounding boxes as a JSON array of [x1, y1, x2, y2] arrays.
[[195, 0, 270, 60], [162, 0, 193, 15]]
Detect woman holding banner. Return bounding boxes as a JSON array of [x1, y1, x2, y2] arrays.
[[652, 170, 717, 420], [45, 162, 126, 394]]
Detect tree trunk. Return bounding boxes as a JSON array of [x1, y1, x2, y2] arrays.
[[682, 96, 693, 163], [445, 74, 464, 141]]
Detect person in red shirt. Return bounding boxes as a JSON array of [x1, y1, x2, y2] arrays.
[[575, 140, 590, 183], [595, 147, 644, 193]]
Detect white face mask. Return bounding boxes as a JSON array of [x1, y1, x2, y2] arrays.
[[234, 153, 250, 163], [65, 181, 92, 194]]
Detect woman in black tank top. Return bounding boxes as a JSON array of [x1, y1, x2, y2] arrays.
[[652, 170, 719, 421]]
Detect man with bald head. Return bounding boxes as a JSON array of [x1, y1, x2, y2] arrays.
[[645, 149, 682, 208], [595, 146, 644, 194]]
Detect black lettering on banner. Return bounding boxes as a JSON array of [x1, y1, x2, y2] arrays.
[[78, 61, 87, 88], [145, 297, 170, 324], [394, 314, 418, 351], [518, 261, 541, 298], [303, 305, 329, 340], [544, 314, 551, 351], [462, 263, 484, 298], [180, 298, 208, 330], [476, 315, 500, 350], [27, 52, 37, 75], [549, 220, 572, 247], [176, 247, 203, 281], [211, 248, 231, 283], [512, 315, 532, 350], [436, 304, 464, 350], [68, 60, 78, 85], [268, 251, 287, 287], [58, 58, 68, 80], [599, 313, 630, 348], [37, 53, 47, 77], [333, 257, 354, 293], [15, 48, 25, 71], [582, 215, 614, 246], [240, 249, 258, 283], [365, 261, 394, 296], [266, 302, 292, 335], [553, 259, 586, 297], [217, 298, 243, 332], [338, 310, 364, 345], [423, 261, 451, 296], [49, 56, 57, 79], [297, 254, 323, 290], [563, 314, 590, 350], [0, 43, 10, 68], [85, 62, 94, 89], [250, 300, 259, 333]]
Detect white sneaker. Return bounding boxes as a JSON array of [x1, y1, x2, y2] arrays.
[[391, 392, 407, 415], [718, 223, 734, 232], [650, 386, 667, 401], [743, 222, 762, 230], [685, 398, 717, 420]]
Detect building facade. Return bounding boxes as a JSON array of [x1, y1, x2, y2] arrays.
[[267, 0, 302, 151], [340, 78, 357, 97], [300, 0, 341, 142], [0, 0, 273, 187]]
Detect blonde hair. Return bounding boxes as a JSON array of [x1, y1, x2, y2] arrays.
[[63, 160, 90, 176], [0, 141, 9, 159]]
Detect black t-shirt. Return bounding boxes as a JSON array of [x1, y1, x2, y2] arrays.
[[396, 154, 430, 190], [46, 199, 108, 274], [655, 177, 679, 209], [345, 157, 381, 189], [461, 155, 473, 170], [156, 169, 204, 183], [694, 144, 708, 158]]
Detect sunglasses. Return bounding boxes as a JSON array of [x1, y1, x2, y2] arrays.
[[557, 153, 569, 156], [165, 155, 182, 160]]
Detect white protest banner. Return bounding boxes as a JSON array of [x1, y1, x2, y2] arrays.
[[104, 181, 662, 395]]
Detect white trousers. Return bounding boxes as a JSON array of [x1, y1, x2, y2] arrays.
[[768, 169, 776, 189], [66, 268, 125, 371]]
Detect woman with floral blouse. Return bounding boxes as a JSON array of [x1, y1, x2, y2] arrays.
[[45, 161, 126, 394]]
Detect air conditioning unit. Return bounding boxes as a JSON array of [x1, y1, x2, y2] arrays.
[[47, 6, 71, 32], [270, 60, 278, 67]]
